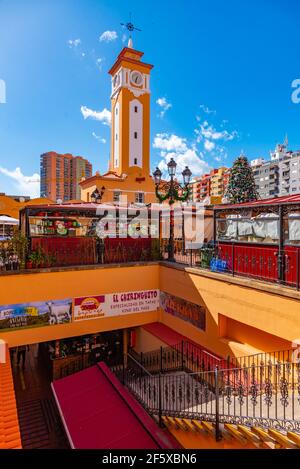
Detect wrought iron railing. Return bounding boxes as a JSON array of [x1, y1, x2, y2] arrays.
[[163, 242, 300, 291], [137, 341, 224, 374], [119, 354, 300, 434], [59, 352, 123, 379], [134, 340, 295, 377]]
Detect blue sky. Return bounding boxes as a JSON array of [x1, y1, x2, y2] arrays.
[[0, 0, 299, 197]]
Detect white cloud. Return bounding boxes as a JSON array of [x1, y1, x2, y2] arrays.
[[80, 105, 111, 126], [153, 133, 187, 152], [92, 132, 106, 143], [0, 166, 40, 198], [122, 33, 127, 43], [196, 123, 238, 142], [156, 97, 172, 117], [204, 140, 215, 151], [153, 133, 211, 179], [68, 38, 81, 48], [99, 30, 118, 42], [199, 104, 216, 115]]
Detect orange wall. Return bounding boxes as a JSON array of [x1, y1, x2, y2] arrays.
[[219, 315, 291, 352], [134, 326, 166, 353], [159, 265, 297, 358], [0, 264, 160, 347], [1, 263, 300, 357], [80, 173, 156, 205]]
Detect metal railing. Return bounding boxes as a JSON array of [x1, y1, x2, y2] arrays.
[[59, 352, 123, 379], [0, 238, 162, 273], [163, 242, 300, 291], [134, 340, 296, 376], [137, 341, 224, 374], [118, 354, 300, 435]]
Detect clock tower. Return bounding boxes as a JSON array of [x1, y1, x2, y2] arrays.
[[108, 40, 153, 177]]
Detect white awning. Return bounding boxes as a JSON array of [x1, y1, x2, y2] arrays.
[[0, 216, 19, 225]]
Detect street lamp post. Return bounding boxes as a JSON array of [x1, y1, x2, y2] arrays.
[[153, 158, 192, 262]]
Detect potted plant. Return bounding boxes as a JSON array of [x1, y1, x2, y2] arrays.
[[25, 257, 33, 269], [150, 239, 162, 261], [11, 231, 28, 269], [27, 251, 39, 268]]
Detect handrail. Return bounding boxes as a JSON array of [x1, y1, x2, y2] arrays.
[[127, 353, 153, 377]]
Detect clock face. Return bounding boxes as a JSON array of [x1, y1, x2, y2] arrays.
[[130, 70, 143, 86], [113, 73, 120, 88]]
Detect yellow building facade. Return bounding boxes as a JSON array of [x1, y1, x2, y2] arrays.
[[80, 43, 157, 204], [210, 167, 229, 197]]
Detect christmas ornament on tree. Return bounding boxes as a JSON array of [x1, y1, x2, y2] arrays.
[[226, 154, 258, 204]]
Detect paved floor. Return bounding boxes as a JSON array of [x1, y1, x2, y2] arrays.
[[11, 345, 70, 449]]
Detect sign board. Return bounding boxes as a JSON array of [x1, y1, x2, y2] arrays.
[[160, 291, 206, 331], [0, 299, 72, 330], [74, 289, 160, 322]]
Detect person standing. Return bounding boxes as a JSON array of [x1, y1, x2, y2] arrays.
[[16, 344, 29, 369]]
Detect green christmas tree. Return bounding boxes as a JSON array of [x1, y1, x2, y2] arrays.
[[226, 154, 258, 204]]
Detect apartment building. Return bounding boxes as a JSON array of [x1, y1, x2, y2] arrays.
[[279, 151, 300, 196], [40, 152, 93, 201], [210, 167, 229, 197], [251, 158, 279, 199], [191, 168, 229, 203], [251, 141, 300, 199]]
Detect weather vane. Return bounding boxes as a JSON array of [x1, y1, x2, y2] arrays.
[[121, 13, 142, 40]]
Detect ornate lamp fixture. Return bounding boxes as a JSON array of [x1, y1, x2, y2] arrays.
[[153, 159, 192, 204], [152, 159, 192, 261]]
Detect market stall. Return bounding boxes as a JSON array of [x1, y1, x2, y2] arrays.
[[20, 203, 156, 268], [40, 330, 123, 380], [214, 194, 300, 286]]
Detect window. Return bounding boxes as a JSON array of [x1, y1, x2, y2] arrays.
[[115, 133, 118, 140], [134, 158, 137, 165], [113, 191, 121, 202], [134, 106, 138, 113], [115, 107, 118, 115], [135, 192, 144, 204], [134, 131, 138, 139]]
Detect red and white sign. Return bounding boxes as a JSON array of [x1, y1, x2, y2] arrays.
[[73, 295, 105, 322], [73, 290, 159, 322]]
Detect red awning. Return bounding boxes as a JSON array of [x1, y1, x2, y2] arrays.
[[52, 362, 179, 449], [142, 322, 222, 361], [217, 193, 300, 210]]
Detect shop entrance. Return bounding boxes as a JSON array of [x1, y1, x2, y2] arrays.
[[11, 329, 126, 448], [40, 329, 124, 380]]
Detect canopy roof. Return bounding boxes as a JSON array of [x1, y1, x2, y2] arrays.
[[216, 194, 300, 210], [0, 215, 19, 225]]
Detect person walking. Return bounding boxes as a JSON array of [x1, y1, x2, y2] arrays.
[[16, 344, 29, 369]]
